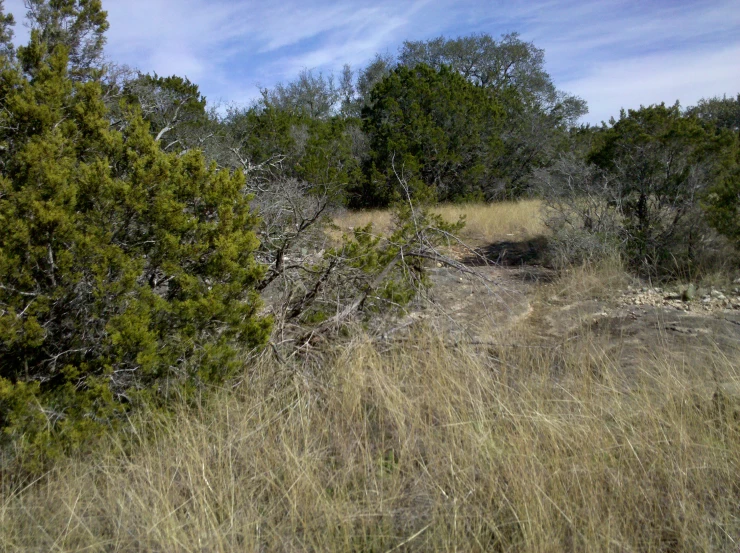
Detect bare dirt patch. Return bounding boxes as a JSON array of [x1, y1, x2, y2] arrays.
[[391, 239, 740, 371]]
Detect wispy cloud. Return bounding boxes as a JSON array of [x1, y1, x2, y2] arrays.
[[563, 42, 740, 124], [519, 0, 740, 122], [2, 0, 739, 122]]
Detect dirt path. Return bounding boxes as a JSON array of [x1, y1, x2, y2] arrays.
[[395, 249, 740, 367]]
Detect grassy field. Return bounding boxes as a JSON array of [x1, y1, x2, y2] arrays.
[[333, 200, 546, 244], [2, 203, 739, 552], [2, 314, 738, 551]]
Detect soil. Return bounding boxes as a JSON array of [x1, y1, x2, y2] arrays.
[[390, 239, 740, 369]]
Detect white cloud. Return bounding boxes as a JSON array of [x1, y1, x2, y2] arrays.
[[467, 0, 740, 121], [2, 0, 739, 122], [563, 43, 740, 124]]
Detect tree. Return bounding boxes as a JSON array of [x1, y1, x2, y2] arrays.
[[687, 94, 740, 134], [122, 72, 214, 155], [399, 33, 587, 198], [583, 104, 735, 273], [0, 1, 14, 58], [0, 36, 270, 461], [222, 103, 363, 194], [338, 63, 355, 118], [703, 142, 740, 248], [19, 0, 108, 78], [358, 64, 503, 206], [260, 68, 340, 120], [692, 95, 740, 245], [221, 103, 296, 178], [398, 32, 586, 123], [354, 53, 395, 112], [315, 54, 398, 120], [400, 33, 550, 93]]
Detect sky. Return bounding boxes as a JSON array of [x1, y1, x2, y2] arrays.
[[4, 0, 740, 124]]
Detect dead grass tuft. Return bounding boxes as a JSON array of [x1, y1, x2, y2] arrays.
[[2, 315, 738, 551], [433, 199, 546, 243]]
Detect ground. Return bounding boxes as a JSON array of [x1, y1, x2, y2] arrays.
[[392, 236, 740, 382], [5, 203, 740, 552], [333, 201, 740, 372]]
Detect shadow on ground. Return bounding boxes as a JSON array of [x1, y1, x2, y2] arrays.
[[463, 235, 549, 267]]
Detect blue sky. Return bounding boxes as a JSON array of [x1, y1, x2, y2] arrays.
[[5, 0, 740, 124]]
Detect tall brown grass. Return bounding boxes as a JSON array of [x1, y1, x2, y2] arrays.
[[333, 200, 545, 244], [434, 200, 546, 243], [2, 312, 738, 551]]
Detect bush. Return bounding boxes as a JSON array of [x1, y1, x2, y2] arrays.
[[357, 64, 504, 206], [536, 153, 622, 269], [0, 38, 270, 464], [704, 160, 740, 251], [538, 106, 739, 278], [586, 104, 734, 276]]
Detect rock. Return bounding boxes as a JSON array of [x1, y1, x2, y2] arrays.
[[682, 284, 696, 302], [702, 297, 712, 304], [711, 289, 724, 299]]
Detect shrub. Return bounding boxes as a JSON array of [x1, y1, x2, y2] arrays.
[[357, 64, 504, 206], [539, 106, 739, 278], [586, 104, 734, 276], [704, 155, 740, 251], [0, 37, 270, 464], [536, 153, 622, 269]]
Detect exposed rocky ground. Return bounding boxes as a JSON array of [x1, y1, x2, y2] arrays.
[[619, 283, 740, 312], [269, 231, 740, 376], [392, 242, 740, 375]]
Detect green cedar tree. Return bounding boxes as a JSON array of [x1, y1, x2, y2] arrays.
[[0, 35, 270, 462]]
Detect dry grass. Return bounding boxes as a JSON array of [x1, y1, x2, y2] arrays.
[[2, 299, 739, 551], [332, 207, 396, 237], [433, 200, 546, 243], [546, 254, 632, 302], [332, 200, 546, 245], [2, 203, 738, 551]]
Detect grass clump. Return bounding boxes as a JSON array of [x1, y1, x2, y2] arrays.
[[2, 320, 738, 551]]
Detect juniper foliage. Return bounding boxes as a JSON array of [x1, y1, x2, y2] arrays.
[[0, 34, 270, 462]]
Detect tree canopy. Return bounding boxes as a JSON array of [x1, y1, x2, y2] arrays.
[[358, 64, 504, 206], [20, 0, 108, 78]]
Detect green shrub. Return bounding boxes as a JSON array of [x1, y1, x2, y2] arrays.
[[0, 36, 270, 465], [704, 153, 740, 252], [357, 64, 504, 207], [586, 104, 736, 276]]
